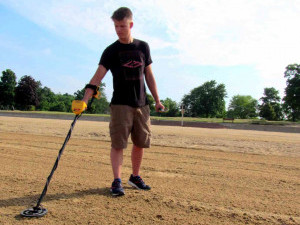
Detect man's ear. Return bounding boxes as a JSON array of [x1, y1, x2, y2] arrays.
[[130, 21, 133, 29]]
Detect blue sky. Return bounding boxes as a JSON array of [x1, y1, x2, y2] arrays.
[[1, 0, 299, 107]]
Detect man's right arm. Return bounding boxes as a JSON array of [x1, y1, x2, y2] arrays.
[[82, 64, 107, 104]]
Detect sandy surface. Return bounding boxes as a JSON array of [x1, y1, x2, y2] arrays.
[[0, 116, 299, 225]]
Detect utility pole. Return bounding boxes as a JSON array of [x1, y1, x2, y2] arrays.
[[181, 105, 185, 126]]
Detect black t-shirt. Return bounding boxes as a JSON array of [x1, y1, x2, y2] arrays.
[[99, 39, 152, 107]]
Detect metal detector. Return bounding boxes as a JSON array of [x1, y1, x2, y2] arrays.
[[20, 85, 100, 218]]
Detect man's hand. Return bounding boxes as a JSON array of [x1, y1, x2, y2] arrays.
[[155, 102, 165, 112]]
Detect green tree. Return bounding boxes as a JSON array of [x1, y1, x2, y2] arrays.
[[259, 87, 283, 120], [259, 103, 276, 120], [49, 99, 67, 112], [0, 69, 17, 109], [15, 75, 39, 110], [283, 64, 300, 121], [36, 83, 75, 112], [227, 95, 258, 119], [36, 86, 56, 111], [49, 93, 74, 112], [181, 80, 226, 118]]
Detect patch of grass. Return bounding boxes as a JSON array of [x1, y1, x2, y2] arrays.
[[250, 119, 294, 125], [151, 116, 223, 123], [0, 110, 110, 117], [151, 116, 297, 125], [1, 110, 298, 125]]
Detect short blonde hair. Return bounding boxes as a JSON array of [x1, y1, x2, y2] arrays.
[[111, 7, 132, 21]]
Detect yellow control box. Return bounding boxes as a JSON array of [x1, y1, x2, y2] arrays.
[[72, 100, 87, 115]]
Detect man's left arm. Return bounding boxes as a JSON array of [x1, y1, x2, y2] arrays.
[[145, 65, 164, 112]]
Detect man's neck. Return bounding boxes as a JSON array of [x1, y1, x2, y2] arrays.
[[119, 37, 133, 44]]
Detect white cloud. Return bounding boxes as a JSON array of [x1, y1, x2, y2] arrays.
[[0, 0, 116, 49], [113, 0, 299, 95], [157, 1, 300, 64], [151, 0, 300, 97], [6, 0, 299, 65], [1, 0, 299, 99]]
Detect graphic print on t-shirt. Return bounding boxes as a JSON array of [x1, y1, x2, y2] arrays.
[[123, 60, 143, 68], [119, 50, 144, 81]]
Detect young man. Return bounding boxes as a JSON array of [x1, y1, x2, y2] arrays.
[[82, 7, 164, 196]]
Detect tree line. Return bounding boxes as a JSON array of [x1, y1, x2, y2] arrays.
[[0, 71, 109, 114], [0, 64, 299, 121]]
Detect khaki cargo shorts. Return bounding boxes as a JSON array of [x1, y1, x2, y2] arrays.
[[109, 105, 151, 149]]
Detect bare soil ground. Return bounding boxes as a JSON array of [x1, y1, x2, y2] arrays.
[[0, 116, 299, 225]]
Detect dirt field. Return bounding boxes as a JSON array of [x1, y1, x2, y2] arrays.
[[0, 116, 299, 225]]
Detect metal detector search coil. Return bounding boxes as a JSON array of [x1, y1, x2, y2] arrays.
[[21, 206, 48, 217]]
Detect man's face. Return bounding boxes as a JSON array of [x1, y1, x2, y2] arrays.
[[113, 18, 133, 41]]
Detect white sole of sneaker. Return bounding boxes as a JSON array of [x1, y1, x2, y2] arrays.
[[110, 189, 125, 196], [128, 181, 142, 190]]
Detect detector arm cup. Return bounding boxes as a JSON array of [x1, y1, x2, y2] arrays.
[[85, 84, 101, 99]]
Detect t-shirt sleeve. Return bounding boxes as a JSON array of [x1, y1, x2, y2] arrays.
[[99, 47, 111, 70], [144, 42, 153, 67]]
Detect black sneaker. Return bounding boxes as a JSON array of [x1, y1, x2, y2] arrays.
[[110, 178, 125, 196], [128, 174, 151, 190]]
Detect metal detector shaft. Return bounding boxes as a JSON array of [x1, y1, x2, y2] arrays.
[[34, 98, 95, 208], [35, 113, 81, 208]]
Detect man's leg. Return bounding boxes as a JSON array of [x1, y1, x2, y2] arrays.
[[110, 147, 123, 179], [128, 145, 151, 190], [109, 105, 133, 196], [110, 147, 125, 196], [131, 145, 144, 176]]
